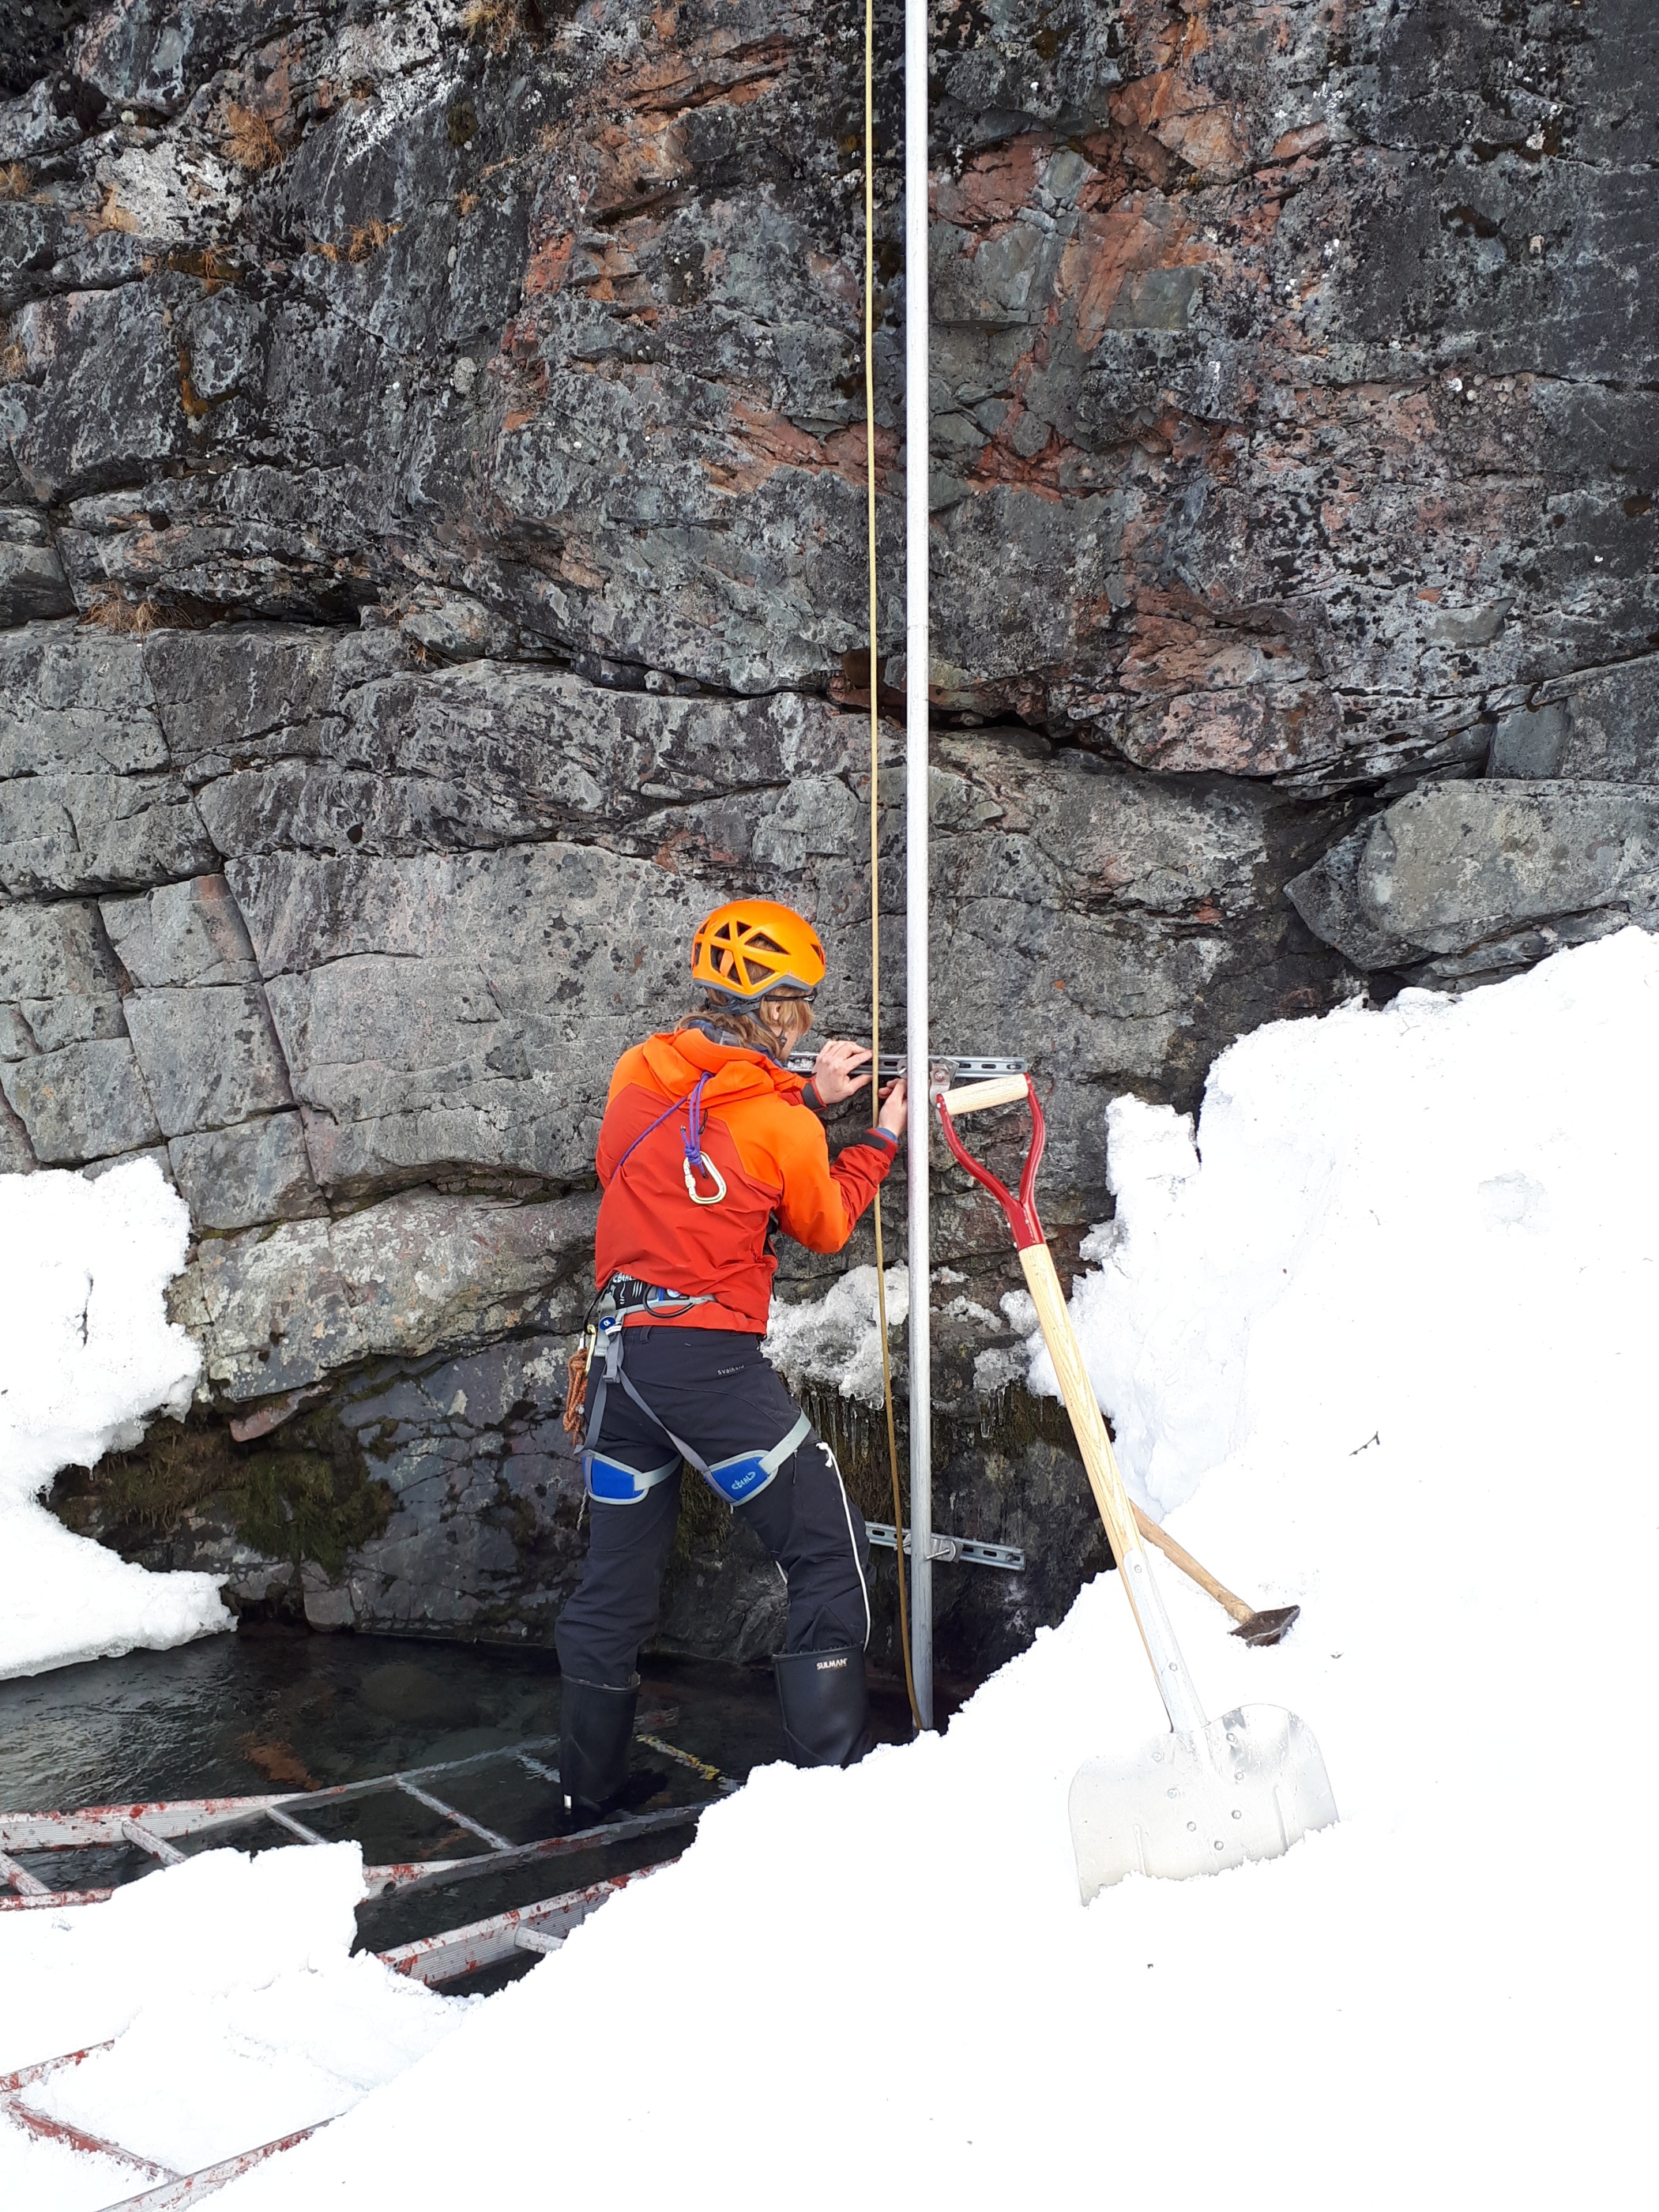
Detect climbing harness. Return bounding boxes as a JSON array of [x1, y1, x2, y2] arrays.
[[562, 1274, 713, 1441], [562, 1077, 728, 1435], [584, 1443, 680, 1507], [581, 1300, 811, 1507]]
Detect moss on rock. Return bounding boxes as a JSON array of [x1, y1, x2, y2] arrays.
[[54, 1405, 393, 1579]]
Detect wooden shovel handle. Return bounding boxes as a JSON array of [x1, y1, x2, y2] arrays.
[[1131, 1508, 1254, 1627], [1016, 1243, 1142, 1574], [1019, 1242, 1254, 1627], [1017, 1240, 1207, 1734], [938, 1074, 1030, 1115]]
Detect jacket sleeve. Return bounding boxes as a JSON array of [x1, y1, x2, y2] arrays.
[[773, 1114, 897, 1253]]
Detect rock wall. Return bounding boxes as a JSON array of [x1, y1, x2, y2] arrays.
[[3, 0, 1654, 1678]]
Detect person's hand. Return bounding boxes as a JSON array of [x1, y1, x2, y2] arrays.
[[877, 1076, 908, 1140], [811, 1038, 874, 1107]]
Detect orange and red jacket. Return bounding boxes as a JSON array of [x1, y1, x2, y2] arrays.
[[593, 1028, 897, 1333]]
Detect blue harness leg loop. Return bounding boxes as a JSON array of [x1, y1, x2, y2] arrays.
[[699, 1410, 814, 1505], [585, 1324, 812, 1511], [585, 1450, 679, 1507]]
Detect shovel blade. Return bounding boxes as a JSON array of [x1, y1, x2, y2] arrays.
[[1070, 1703, 1337, 1903]]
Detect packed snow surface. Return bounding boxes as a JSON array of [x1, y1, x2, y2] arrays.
[[29, 932, 1659, 2206], [0, 1160, 230, 1679], [0, 1846, 462, 2210]]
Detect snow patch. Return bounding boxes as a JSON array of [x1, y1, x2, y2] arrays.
[[0, 1846, 462, 2205], [763, 1264, 908, 1406], [0, 1160, 229, 1680]]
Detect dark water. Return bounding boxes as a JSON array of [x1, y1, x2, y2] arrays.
[[0, 1630, 924, 1986], [0, 1630, 917, 1814]]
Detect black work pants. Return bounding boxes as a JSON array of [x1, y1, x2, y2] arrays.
[[554, 1326, 871, 1690]]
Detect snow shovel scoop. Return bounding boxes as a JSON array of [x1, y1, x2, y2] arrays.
[[935, 1075, 1338, 1902]]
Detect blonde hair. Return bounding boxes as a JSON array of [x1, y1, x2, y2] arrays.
[[679, 995, 811, 1061]]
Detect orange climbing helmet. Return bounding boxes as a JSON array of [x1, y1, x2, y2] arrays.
[[690, 898, 826, 1003]]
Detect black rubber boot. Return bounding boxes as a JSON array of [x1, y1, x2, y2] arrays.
[[559, 1672, 639, 1820], [774, 1646, 874, 1769]]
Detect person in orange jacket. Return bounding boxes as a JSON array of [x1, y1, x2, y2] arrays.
[[555, 898, 908, 1815]]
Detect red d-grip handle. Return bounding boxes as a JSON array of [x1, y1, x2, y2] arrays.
[[935, 1075, 1048, 1250]]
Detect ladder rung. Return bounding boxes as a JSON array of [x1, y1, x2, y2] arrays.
[[0, 1849, 48, 1897], [264, 1806, 328, 1845], [120, 1819, 186, 1865], [394, 1779, 511, 1852]]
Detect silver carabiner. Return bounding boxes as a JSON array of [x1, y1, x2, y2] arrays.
[[683, 1154, 727, 1206]]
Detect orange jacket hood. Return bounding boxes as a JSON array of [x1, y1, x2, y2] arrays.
[[634, 1028, 806, 1106]]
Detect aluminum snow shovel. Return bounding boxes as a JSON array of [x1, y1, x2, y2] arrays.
[[935, 1075, 1338, 1902]]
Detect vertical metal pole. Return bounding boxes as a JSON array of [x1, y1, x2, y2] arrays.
[[903, 0, 934, 1730]]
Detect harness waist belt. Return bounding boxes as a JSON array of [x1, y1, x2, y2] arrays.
[[594, 1275, 714, 1322]]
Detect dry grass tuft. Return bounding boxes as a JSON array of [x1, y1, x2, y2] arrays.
[[463, 0, 542, 55], [79, 186, 141, 238], [346, 217, 400, 262], [81, 592, 164, 634], [222, 101, 284, 172], [307, 218, 401, 265], [179, 342, 212, 420], [0, 339, 27, 385], [0, 163, 30, 200]]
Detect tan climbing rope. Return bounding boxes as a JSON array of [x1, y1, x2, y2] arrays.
[[865, 0, 921, 1735]]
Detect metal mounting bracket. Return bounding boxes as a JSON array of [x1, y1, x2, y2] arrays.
[[787, 1053, 1026, 1082], [865, 1521, 1025, 1572]]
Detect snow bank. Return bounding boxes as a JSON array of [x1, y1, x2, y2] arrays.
[[192, 934, 1659, 2206], [0, 1845, 462, 2209], [1027, 926, 1659, 1537], [0, 1160, 230, 1679]]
